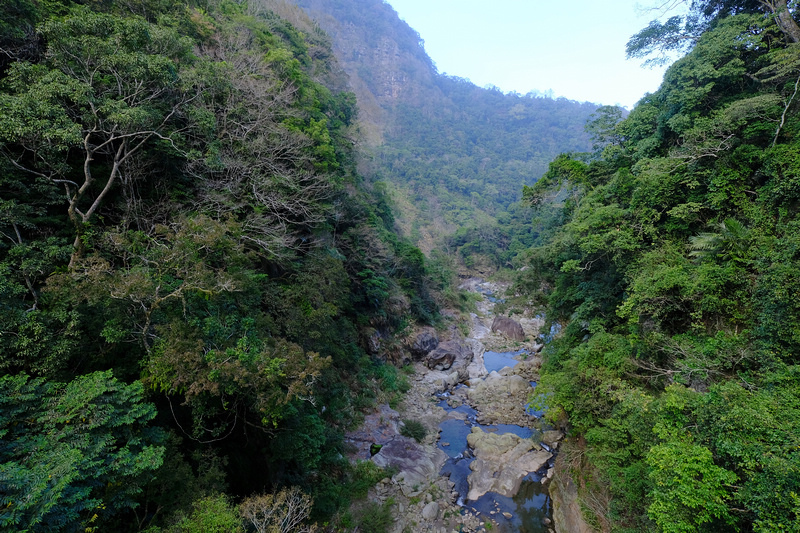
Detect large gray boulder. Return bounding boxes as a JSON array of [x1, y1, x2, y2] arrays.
[[408, 327, 439, 359], [344, 404, 401, 459], [491, 316, 525, 341], [466, 427, 552, 501], [466, 363, 538, 425], [371, 435, 447, 497], [425, 340, 472, 372]]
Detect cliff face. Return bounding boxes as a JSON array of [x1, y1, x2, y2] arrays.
[[293, 0, 443, 142]]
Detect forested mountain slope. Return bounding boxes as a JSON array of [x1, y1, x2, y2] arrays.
[[0, 0, 440, 530], [291, 0, 598, 262], [518, 2, 800, 531]]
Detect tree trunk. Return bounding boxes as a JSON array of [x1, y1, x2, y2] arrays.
[[763, 0, 800, 42]]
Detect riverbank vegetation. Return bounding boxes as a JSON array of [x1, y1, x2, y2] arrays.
[[520, 2, 800, 531]]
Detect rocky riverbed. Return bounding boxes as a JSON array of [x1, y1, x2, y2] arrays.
[[346, 279, 564, 532]]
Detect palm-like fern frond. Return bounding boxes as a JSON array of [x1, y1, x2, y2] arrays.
[[688, 218, 751, 263]]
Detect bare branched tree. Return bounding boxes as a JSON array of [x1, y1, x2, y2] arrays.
[[240, 486, 317, 533], [191, 26, 337, 261]]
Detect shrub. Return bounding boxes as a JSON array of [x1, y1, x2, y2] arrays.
[[400, 419, 427, 442]]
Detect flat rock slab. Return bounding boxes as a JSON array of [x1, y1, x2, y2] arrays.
[[470, 314, 492, 340], [467, 366, 538, 425], [466, 427, 552, 501]]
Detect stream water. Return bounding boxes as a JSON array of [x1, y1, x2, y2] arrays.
[[435, 351, 554, 532]]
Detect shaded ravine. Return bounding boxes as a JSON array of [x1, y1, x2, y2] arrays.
[[434, 279, 559, 532], [348, 278, 562, 532], [435, 393, 555, 533]]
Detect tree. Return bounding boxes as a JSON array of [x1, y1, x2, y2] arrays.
[[648, 438, 739, 532], [585, 105, 626, 156], [0, 371, 164, 532], [626, 0, 800, 64], [168, 494, 244, 533], [0, 8, 198, 267], [240, 487, 317, 533]]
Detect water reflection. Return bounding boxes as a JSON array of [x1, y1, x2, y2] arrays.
[[483, 349, 526, 373]]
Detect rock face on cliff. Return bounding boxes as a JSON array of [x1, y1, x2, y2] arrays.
[[491, 316, 526, 341], [466, 427, 552, 501], [292, 0, 596, 255], [550, 451, 597, 533]]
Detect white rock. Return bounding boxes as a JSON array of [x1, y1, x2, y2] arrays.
[[422, 501, 439, 520]]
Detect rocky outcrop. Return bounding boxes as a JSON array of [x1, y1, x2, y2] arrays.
[[470, 313, 491, 340], [371, 435, 447, 497], [466, 427, 552, 501], [408, 327, 439, 359], [345, 404, 402, 459], [466, 361, 540, 425], [425, 339, 472, 372], [491, 316, 525, 341], [542, 430, 564, 449], [550, 454, 596, 533]]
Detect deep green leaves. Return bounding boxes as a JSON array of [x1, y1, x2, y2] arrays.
[[0, 371, 164, 532]]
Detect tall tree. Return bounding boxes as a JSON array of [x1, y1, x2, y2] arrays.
[[0, 9, 198, 267]]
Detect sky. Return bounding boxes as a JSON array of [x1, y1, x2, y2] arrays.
[[385, 0, 681, 109]]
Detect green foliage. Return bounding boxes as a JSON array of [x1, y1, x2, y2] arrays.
[[352, 500, 394, 533], [647, 439, 738, 532], [515, 5, 800, 531], [399, 419, 427, 443], [168, 494, 244, 533], [0, 0, 439, 528], [295, 0, 598, 265], [0, 371, 164, 532]]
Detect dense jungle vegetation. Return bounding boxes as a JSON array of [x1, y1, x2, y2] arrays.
[[0, 0, 445, 530], [519, 1, 800, 531], [5, 0, 800, 531]]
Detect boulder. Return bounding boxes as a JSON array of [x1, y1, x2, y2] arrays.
[[466, 427, 552, 500], [422, 501, 439, 520], [425, 340, 472, 372], [542, 430, 564, 448], [371, 436, 447, 497], [409, 327, 439, 359], [467, 371, 535, 425], [491, 316, 525, 341], [344, 404, 401, 459], [426, 348, 455, 371]]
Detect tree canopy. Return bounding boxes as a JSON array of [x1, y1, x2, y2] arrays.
[[0, 0, 443, 530], [517, 5, 800, 531]]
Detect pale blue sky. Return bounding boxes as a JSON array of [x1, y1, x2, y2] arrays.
[[386, 0, 680, 108]]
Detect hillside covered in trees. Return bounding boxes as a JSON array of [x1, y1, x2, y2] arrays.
[[0, 0, 443, 530], [516, 1, 800, 531], [291, 0, 599, 266]]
